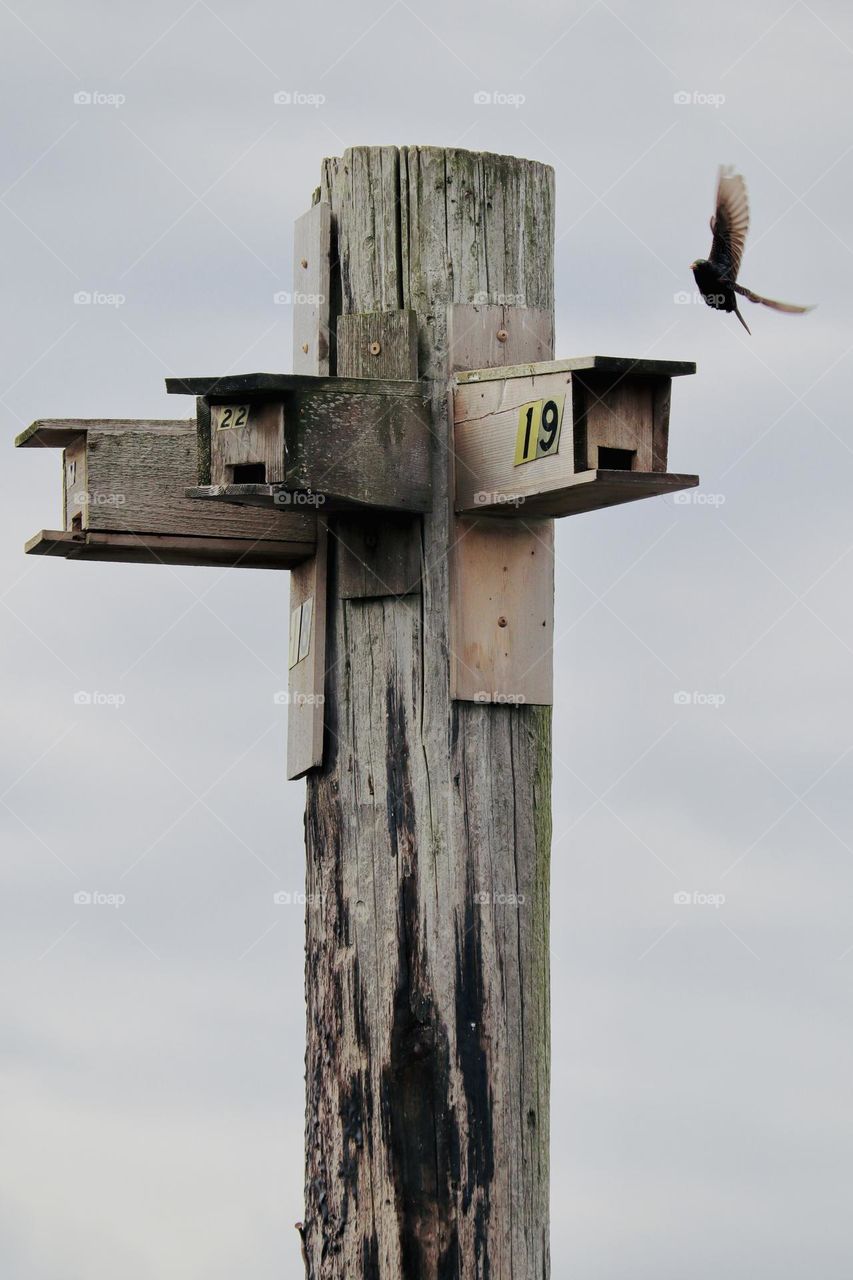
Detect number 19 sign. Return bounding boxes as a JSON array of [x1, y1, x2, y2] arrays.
[[514, 396, 565, 466]]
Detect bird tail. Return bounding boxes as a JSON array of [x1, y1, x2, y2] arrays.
[[734, 305, 751, 335], [734, 283, 815, 315]]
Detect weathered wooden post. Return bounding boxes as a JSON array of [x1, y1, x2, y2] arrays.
[[300, 148, 555, 1277], [17, 144, 699, 1279]]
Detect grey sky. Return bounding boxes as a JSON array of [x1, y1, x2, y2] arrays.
[[2, 0, 852, 1276]]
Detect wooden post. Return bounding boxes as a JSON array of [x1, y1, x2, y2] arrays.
[[302, 148, 554, 1277]]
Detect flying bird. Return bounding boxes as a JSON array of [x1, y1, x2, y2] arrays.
[[691, 167, 814, 335]]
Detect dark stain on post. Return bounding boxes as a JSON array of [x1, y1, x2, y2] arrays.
[[381, 871, 461, 1278], [454, 890, 495, 1228], [385, 679, 415, 860]]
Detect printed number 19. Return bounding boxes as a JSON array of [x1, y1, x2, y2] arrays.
[[514, 395, 564, 466]]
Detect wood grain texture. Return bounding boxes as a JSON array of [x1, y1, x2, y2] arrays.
[[302, 147, 554, 1280], [24, 529, 311, 569], [287, 519, 328, 778], [293, 202, 331, 376], [19, 419, 317, 556], [447, 303, 553, 372], [337, 311, 419, 381]]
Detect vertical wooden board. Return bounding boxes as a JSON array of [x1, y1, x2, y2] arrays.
[[336, 311, 418, 381], [450, 517, 554, 704], [209, 402, 286, 485], [652, 376, 671, 471], [63, 435, 87, 530], [448, 303, 556, 704], [287, 518, 328, 780], [292, 202, 331, 376], [334, 515, 422, 599], [447, 304, 553, 373], [334, 308, 423, 599]]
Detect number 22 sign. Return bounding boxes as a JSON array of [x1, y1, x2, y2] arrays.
[[514, 395, 565, 466]]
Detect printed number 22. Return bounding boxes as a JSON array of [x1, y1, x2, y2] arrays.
[[217, 405, 250, 430], [514, 395, 565, 466]]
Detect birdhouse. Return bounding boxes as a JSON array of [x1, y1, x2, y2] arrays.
[[15, 418, 316, 568], [165, 373, 432, 513], [453, 356, 698, 517]]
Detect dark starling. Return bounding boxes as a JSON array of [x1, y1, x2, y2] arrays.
[[691, 167, 814, 335]]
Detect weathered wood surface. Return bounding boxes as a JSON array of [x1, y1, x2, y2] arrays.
[[447, 303, 553, 372], [293, 202, 331, 376], [337, 311, 419, 381], [287, 519, 328, 778], [16, 419, 316, 561], [24, 528, 311, 569], [301, 147, 553, 1279]]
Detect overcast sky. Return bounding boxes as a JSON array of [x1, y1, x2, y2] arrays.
[[2, 1, 852, 1276]]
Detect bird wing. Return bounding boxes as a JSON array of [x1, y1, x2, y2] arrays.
[[708, 167, 750, 283], [734, 283, 814, 314]]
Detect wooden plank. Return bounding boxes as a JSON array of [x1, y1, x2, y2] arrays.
[[166, 372, 423, 399], [292, 202, 331, 376], [334, 515, 422, 599], [287, 519, 328, 778], [334, 309, 423, 598], [24, 529, 311, 570], [336, 311, 418, 381], [459, 469, 699, 518], [453, 354, 697, 384], [448, 320, 556, 704], [450, 517, 554, 704], [447, 304, 553, 372]]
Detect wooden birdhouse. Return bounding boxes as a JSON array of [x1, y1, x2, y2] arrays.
[[15, 418, 316, 568], [165, 373, 432, 513], [453, 356, 698, 517]]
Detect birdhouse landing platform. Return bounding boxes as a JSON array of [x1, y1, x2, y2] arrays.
[[453, 355, 697, 517]]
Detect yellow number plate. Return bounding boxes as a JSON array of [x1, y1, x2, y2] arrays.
[[213, 404, 251, 431], [514, 395, 565, 466]]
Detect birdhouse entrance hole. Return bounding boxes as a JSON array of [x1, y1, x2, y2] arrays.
[[597, 447, 636, 471], [229, 462, 267, 484]]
